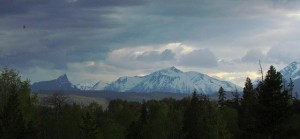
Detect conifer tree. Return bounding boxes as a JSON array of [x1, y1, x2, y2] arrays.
[[182, 90, 200, 139], [126, 100, 148, 139], [256, 65, 290, 138], [80, 112, 99, 139], [183, 90, 230, 139], [240, 77, 258, 138], [218, 87, 226, 108]]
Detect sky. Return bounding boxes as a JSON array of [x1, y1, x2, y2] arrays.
[[1, 0, 300, 86]]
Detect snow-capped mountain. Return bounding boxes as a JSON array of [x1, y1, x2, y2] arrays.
[[280, 61, 300, 96], [76, 81, 109, 90], [76, 82, 97, 90], [105, 66, 241, 94], [31, 74, 79, 92], [280, 61, 300, 81], [92, 81, 109, 90], [105, 76, 144, 92]]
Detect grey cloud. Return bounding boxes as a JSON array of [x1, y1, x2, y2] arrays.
[[266, 44, 300, 64], [2, 0, 300, 83], [161, 49, 176, 60], [0, 0, 145, 16], [75, 0, 147, 7], [136, 49, 175, 61], [180, 49, 218, 68], [0, 0, 44, 15], [241, 49, 265, 63], [0, 30, 110, 69]]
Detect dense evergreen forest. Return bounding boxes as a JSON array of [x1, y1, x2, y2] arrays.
[[0, 66, 300, 139]]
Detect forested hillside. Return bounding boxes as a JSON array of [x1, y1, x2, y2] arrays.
[[1, 66, 300, 139]]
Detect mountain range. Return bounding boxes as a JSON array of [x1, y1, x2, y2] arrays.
[[31, 62, 300, 94], [31, 66, 240, 94]]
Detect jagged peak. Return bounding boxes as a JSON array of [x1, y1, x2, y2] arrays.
[[57, 74, 69, 81], [281, 61, 299, 71], [280, 61, 300, 80], [160, 66, 183, 73], [287, 61, 299, 68]]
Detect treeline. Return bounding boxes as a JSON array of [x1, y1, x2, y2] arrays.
[[0, 66, 300, 139]]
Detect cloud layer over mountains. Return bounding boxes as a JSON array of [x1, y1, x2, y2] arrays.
[[1, 0, 300, 86]]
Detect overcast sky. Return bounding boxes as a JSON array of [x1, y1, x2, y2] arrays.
[[1, 0, 300, 86]]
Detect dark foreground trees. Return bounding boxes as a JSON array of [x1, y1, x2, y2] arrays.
[[0, 68, 38, 139], [183, 91, 231, 139], [238, 65, 299, 139], [1, 67, 300, 139], [256, 66, 291, 138], [239, 77, 258, 138]]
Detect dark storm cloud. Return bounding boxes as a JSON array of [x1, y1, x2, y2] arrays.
[[0, 0, 125, 29], [0, 0, 145, 70], [0, 0, 45, 15], [75, 0, 147, 7], [0, 0, 146, 15], [0, 41, 109, 69], [136, 49, 175, 61]]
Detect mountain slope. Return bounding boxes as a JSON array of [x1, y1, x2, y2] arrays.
[[105, 76, 144, 92], [280, 61, 300, 98], [76, 82, 96, 90], [31, 74, 79, 92], [106, 66, 241, 94], [280, 61, 300, 81], [91, 81, 110, 90], [76, 81, 109, 91]]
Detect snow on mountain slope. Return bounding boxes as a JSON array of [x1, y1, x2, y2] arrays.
[[105, 76, 144, 92], [76, 81, 109, 90], [280, 61, 300, 96], [76, 82, 97, 90], [91, 81, 109, 90], [280, 61, 300, 81], [106, 66, 241, 94]]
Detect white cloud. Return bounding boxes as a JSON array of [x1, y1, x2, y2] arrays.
[[209, 71, 261, 87]]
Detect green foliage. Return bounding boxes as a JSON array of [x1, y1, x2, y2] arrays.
[[221, 107, 238, 139], [0, 68, 38, 138], [183, 91, 231, 139], [141, 101, 169, 139], [37, 104, 82, 139]]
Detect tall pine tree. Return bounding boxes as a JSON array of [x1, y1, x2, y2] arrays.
[[256, 65, 290, 138], [182, 90, 200, 139], [239, 77, 258, 138], [218, 87, 226, 108]]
